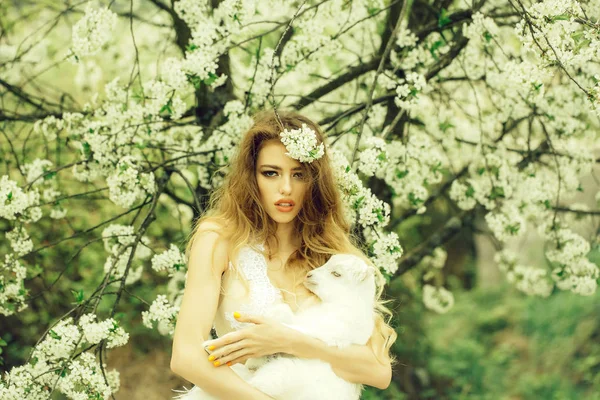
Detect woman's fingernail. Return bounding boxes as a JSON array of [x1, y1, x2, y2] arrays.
[[208, 345, 216, 351], [233, 311, 241, 318], [213, 361, 220, 367], [208, 355, 215, 361], [226, 362, 232, 367]]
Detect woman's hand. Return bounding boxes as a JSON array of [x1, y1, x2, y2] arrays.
[[202, 313, 296, 367]]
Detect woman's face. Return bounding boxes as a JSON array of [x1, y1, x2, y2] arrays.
[[255, 139, 309, 225]]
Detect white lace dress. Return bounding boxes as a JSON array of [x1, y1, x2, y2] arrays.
[[213, 242, 286, 337], [175, 242, 291, 400]]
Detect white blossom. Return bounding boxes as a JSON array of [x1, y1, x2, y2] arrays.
[[106, 156, 156, 208], [142, 294, 179, 336], [279, 123, 325, 163], [0, 254, 28, 316], [507, 265, 554, 297], [71, 6, 117, 59], [423, 284, 455, 313], [5, 225, 33, 256], [151, 244, 187, 277], [0, 176, 30, 220]]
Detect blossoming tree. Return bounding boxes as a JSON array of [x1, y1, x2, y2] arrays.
[[1, 0, 599, 397]]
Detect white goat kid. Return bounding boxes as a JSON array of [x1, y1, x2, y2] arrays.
[[175, 253, 376, 400]]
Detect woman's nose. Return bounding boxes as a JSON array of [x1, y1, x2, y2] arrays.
[[306, 272, 313, 278], [279, 177, 292, 194]]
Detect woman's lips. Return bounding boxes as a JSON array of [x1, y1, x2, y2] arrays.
[[275, 204, 294, 212]]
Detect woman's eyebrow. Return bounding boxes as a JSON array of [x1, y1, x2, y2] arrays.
[[259, 164, 303, 171]]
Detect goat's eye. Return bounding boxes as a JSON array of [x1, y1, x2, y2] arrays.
[[331, 271, 341, 277]]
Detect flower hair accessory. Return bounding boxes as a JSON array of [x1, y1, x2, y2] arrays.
[[279, 123, 325, 163]]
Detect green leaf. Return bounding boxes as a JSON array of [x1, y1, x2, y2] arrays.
[[43, 171, 57, 181], [49, 330, 61, 340], [367, 6, 380, 16], [174, 263, 186, 271], [82, 142, 92, 159], [70, 289, 84, 304], [439, 121, 455, 132], [396, 169, 409, 179], [438, 8, 451, 28], [353, 196, 365, 209], [483, 31, 493, 43], [550, 14, 569, 22], [489, 186, 505, 200], [204, 72, 219, 86], [159, 99, 173, 115], [429, 40, 444, 59], [465, 185, 475, 198], [408, 192, 424, 206], [505, 223, 520, 235]]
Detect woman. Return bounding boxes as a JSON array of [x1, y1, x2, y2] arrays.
[[170, 110, 397, 399]]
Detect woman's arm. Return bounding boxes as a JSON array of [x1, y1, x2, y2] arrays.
[[170, 223, 274, 400], [286, 329, 392, 390]]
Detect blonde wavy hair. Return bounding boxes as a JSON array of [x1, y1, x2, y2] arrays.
[[185, 109, 397, 368]]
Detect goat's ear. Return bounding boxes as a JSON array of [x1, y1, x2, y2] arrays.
[[355, 261, 373, 282]]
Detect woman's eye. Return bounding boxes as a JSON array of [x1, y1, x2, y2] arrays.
[[331, 271, 341, 277], [261, 171, 304, 179]]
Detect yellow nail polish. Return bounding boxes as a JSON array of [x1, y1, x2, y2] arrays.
[[207, 345, 215, 351], [208, 355, 215, 361], [213, 360, 220, 367], [233, 311, 241, 318]]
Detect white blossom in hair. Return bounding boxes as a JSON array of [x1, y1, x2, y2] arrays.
[[279, 123, 325, 163]]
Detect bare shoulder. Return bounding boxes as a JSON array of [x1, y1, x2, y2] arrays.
[[188, 219, 230, 276]]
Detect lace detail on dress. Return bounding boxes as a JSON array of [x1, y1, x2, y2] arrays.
[[224, 243, 283, 331]]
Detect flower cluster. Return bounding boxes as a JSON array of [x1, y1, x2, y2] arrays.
[[0, 254, 28, 316], [357, 136, 388, 177], [394, 72, 427, 112], [365, 229, 404, 275], [544, 228, 598, 296], [71, 6, 117, 59], [101, 224, 151, 285], [279, 123, 325, 163], [484, 203, 527, 242], [5, 225, 33, 256], [0, 176, 41, 222], [106, 156, 156, 209], [151, 244, 187, 277], [142, 295, 180, 336], [422, 284, 455, 314], [494, 250, 554, 297], [463, 12, 500, 44], [420, 247, 448, 281], [328, 148, 401, 274], [79, 314, 129, 349], [0, 315, 126, 399]]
